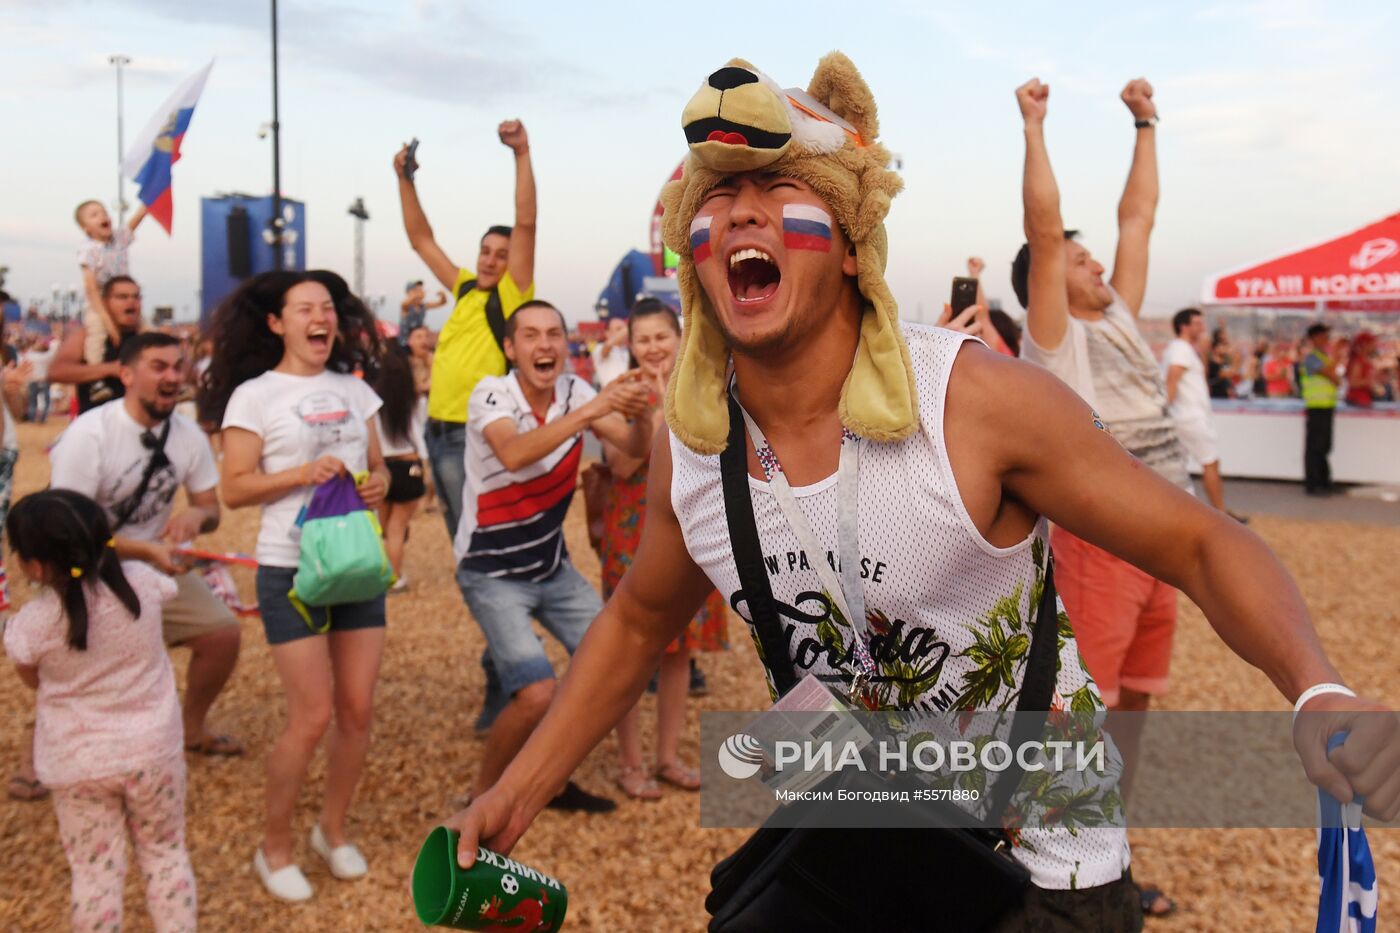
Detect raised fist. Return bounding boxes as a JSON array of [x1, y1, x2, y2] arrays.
[[1121, 78, 1156, 121], [393, 144, 413, 180], [498, 120, 529, 154], [1016, 79, 1049, 124]]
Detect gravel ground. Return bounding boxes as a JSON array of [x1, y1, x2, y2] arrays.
[[0, 419, 1395, 931]]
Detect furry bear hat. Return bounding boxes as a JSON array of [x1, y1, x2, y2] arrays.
[[660, 52, 912, 455]]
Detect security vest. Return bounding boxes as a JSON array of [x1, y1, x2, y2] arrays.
[[1301, 348, 1337, 410]]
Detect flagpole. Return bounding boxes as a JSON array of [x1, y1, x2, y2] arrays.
[[109, 54, 131, 228], [270, 0, 283, 270]]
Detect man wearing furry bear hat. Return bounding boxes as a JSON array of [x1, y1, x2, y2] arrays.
[[444, 54, 1400, 928]]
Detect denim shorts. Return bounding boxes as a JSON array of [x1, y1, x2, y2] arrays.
[[255, 565, 386, 646], [454, 561, 601, 697]]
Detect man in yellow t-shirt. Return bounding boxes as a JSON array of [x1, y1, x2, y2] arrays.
[[394, 120, 536, 538], [395, 121, 537, 734]]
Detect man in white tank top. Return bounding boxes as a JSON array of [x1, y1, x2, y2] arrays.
[[443, 56, 1400, 930]]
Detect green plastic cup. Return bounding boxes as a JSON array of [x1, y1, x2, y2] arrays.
[[412, 826, 568, 930]]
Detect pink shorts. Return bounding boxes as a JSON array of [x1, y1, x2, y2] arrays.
[[1051, 526, 1177, 707]]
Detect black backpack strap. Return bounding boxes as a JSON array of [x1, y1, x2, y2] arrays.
[[455, 276, 508, 359], [111, 418, 171, 532], [985, 552, 1061, 825], [484, 287, 507, 357], [720, 393, 799, 697]]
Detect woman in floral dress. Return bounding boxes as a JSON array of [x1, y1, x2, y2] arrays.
[[599, 299, 727, 799]]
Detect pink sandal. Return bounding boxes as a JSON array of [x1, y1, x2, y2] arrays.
[[655, 762, 701, 791], [617, 765, 662, 800]]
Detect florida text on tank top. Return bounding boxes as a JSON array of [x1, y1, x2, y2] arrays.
[[670, 324, 1130, 890]]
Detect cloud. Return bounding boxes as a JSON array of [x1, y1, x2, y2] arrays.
[[85, 0, 647, 109]]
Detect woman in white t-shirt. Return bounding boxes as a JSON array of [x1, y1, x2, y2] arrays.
[[199, 270, 390, 903]]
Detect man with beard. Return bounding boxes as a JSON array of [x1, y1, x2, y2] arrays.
[[50, 331, 243, 757], [442, 56, 1399, 929], [49, 275, 144, 413]]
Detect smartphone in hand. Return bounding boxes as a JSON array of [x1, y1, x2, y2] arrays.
[[951, 277, 979, 315], [404, 138, 420, 181]]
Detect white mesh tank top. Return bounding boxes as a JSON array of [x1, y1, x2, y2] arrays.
[[669, 323, 1130, 890]]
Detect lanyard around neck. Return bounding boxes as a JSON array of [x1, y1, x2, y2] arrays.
[[734, 395, 878, 691]]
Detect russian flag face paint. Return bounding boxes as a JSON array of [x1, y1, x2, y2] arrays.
[[690, 215, 714, 264], [782, 204, 833, 253]]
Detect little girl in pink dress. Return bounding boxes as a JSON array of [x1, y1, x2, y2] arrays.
[[3, 489, 196, 932]]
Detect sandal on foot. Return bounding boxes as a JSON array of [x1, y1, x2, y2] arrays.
[[655, 762, 701, 791], [186, 733, 245, 757], [1139, 885, 1176, 918], [7, 774, 49, 801], [617, 765, 661, 800]]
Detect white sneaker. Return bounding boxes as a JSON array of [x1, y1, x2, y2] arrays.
[[310, 824, 368, 880], [389, 576, 409, 594], [253, 848, 313, 902]]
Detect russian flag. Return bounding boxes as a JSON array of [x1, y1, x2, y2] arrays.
[[690, 215, 713, 264], [121, 61, 214, 234], [782, 203, 832, 253], [1316, 733, 1378, 933]]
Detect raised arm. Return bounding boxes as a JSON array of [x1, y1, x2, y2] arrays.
[[126, 202, 149, 234], [1110, 78, 1159, 317], [498, 121, 537, 291], [1017, 79, 1070, 351], [394, 145, 459, 292], [444, 426, 718, 861], [949, 346, 1400, 817]]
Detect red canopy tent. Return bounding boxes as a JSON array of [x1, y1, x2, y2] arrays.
[[1201, 211, 1400, 312]]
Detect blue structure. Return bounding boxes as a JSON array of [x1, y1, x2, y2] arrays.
[[200, 194, 306, 320], [596, 249, 676, 320]]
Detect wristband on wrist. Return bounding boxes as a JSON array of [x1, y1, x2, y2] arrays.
[[1293, 682, 1355, 719], [1134, 116, 1158, 129]]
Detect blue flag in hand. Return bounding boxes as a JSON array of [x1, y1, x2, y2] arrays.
[[1317, 733, 1378, 933]]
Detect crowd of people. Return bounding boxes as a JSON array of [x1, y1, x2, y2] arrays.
[[2, 55, 1397, 933], [1192, 321, 1400, 405]]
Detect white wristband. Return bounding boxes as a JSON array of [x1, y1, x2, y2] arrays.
[[1293, 683, 1355, 719]]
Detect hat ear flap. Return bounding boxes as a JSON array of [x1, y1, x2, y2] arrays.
[[664, 261, 731, 455], [806, 51, 880, 143], [838, 229, 917, 443]]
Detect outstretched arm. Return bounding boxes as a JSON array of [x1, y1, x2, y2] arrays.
[[949, 345, 1400, 818], [394, 145, 459, 292], [1110, 78, 1159, 317], [1017, 79, 1070, 351], [444, 427, 718, 861], [498, 121, 537, 291]]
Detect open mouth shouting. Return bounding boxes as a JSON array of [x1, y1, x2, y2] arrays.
[[728, 248, 781, 305], [528, 354, 558, 380], [306, 325, 333, 352]]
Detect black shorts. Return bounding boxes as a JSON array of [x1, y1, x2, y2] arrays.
[[386, 457, 426, 503]]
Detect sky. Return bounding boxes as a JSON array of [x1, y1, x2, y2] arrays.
[[2, 0, 1398, 326]]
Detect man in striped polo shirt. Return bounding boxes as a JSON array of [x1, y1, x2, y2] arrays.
[[455, 301, 652, 812]]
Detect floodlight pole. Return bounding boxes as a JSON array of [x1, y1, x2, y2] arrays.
[[270, 0, 284, 269], [110, 55, 131, 227], [348, 198, 369, 297]]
